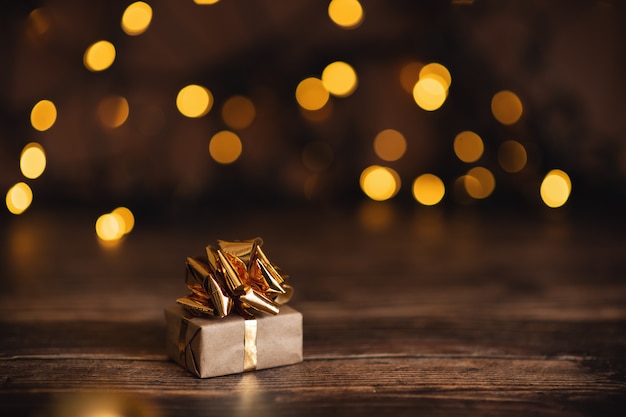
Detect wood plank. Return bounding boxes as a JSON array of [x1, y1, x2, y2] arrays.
[[1, 357, 625, 416]]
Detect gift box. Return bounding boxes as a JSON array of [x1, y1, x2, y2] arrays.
[[165, 304, 302, 378], [165, 238, 303, 378]]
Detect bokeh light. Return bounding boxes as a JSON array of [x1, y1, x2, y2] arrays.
[[453, 131, 483, 163], [328, 0, 364, 29], [95, 212, 125, 242], [540, 169, 571, 208], [95, 207, 135, 242], [491, 90, 523, 125], [296, 77, 329, 111], [97, 96, 129, 128], [30, 99, 57, 131], [360, 165, 400, 201], [222, 96, 256, 130], [464, 167, 495, 199], [112, 207, 135, 234], [27, 8, 50, 37], [412, 174, 445, 206], [321, 61, 358, 97], [498, 140, 527, 173], [209, 130, 242, 164], [83, 40, 116, 72], [20, 143, 46, 180], [121, 2, 152, 36], [373, 129, 407, 162], [419, 62, 451, 91], [412, 78, 447, 111], [6, 182, 33, 215], [194, 0, 220, 4], [176, 84, 213, 118]]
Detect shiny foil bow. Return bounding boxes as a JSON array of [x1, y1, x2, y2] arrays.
[[177, 238, 293, 319]]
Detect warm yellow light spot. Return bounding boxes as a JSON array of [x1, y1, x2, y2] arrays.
[[209, 130, 242, 164], [540, 169, 571, 208], [328, 0, 364, 29], [30, 99, 57, 131], [399, 62, 423, 93], [360, 165, 400, 201], [121, 2, 152, 36], [302, 141, 334, 172], [194, 0, 220, 4], [412, 78, 447, 111], [419, 63, 451, 90], [112, 207, 135, 234], [373, 129, 407, 162], [97, 96, 129, 128], [296, 77, 329, 111], [95, 213, 125, 241], [453, 131, 483, 163], [465, 167, 495, 199], [412, 174, 445, 206], [498, 140, 527, 173], [20, 143, 46, 180], [222, 96, 256, 129], [176, 84, 213, 118], [6, 182, 33, 215], [84, 40, 116, 72], [491, 90, 523, 125], [322, 61, 358, 97], [27, 8, 50, 37]]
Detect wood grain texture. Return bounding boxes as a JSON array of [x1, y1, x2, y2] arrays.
[[1, 207, 625, 417]]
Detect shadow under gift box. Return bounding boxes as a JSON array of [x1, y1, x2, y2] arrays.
[[165, 304, 303, 378]]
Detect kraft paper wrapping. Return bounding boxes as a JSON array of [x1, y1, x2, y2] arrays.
[[165, 304, 303, 378]]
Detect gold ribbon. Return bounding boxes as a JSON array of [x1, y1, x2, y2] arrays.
[[243, 319, 258, 371], [176, 238, 293, 319]]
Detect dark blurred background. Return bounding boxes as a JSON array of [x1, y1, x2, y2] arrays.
[[1, 0, 625, 225]]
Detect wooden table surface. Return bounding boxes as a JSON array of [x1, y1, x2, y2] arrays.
[[1, 205, 625, 417]]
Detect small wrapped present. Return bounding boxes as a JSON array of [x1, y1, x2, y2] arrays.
[[165, 238, 303, 378]]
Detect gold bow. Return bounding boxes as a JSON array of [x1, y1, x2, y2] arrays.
[[176, 238, 293, 319]]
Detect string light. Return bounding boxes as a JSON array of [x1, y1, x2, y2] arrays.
[[412, 174, 445, 206], [464, 167, 495, 199], [453, 131, 483, 163], [498, 140, 527, 173], [83, 40, 116, 72], [328, 0, 364, 29], [95, 207, 135, 242], [491, 90, 523, 125], [321, 61, 358, 97], [360, 165, 400, 201], [540, 170, 571, 208], [20, 143, 46, 180], [209, 131, 242, 164], [6, 183, 33, 215], [296, 77, 329, 111], [97, 96, 129, 128], [176, 84, 213, 118], [30, 99, 57, 131], [373, 129, 407, 162], [121, 2, 153, 36]]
